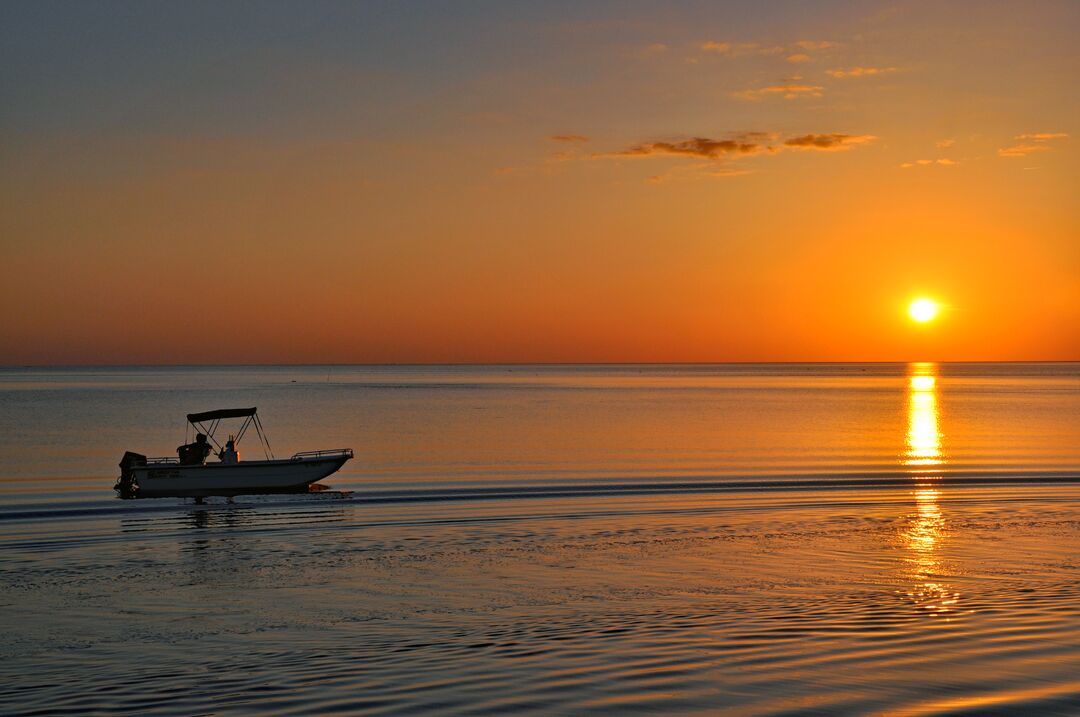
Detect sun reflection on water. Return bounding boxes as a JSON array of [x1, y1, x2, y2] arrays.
[[908, 488, 943, 563], [900, 363, 962, 618], [905, 364, 942, 468]]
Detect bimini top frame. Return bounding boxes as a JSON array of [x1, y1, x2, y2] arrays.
[[186, 407, 274, 460]]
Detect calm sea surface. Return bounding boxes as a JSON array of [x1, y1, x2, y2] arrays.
[[1, 363, 1078, 715]]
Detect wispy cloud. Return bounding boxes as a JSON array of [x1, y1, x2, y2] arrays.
[[782, 133, 877, 150], [999, 144, 1049, 157], [611, 137, 767, 160], [826, 66, 899, 78], [999, 132, 1068, 157], [704, 167, 754, 177], [735, 83, 824, 101], [793, 40, 840, 51], [647, 165, 753, 183], [592, 132, 875, 163], [1016, 132, 1068, 141], [550, 134, 590, 143], [698, 41, 785, 57], [936, 139, 956, 149], [900, 158, 957, 168], [695, 39, 838, 63]]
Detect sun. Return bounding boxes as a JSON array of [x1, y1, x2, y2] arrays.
[[908, 298, 940, 323]]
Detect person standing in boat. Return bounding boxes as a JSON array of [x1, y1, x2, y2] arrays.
[[177, 433, 212, 465], [219, 436, 240, 464]]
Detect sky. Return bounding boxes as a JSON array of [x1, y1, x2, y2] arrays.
[[1, 0, 1077, 363]]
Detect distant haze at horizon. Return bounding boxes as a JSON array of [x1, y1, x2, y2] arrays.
[[5, 361, 1080, 369], [1, 1, 1077, 364]]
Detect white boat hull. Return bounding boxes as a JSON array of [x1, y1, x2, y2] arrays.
[[128, 455, 350, 498]]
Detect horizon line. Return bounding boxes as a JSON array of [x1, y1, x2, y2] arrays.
[[3, 359, 1079, 369]]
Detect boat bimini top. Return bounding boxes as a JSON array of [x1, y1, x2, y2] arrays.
[[186, 407, 275, 460]]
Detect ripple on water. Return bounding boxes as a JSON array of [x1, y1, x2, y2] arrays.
[[1, 489, 1079, 715]]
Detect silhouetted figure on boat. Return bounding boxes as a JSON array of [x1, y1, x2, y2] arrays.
[[177, 433, 212, 465], [218, 437, 240, 464]]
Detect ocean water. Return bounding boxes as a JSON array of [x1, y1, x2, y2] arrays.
[[1, 363, 1078, 715]]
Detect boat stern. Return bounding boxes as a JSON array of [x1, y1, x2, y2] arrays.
[[115, 451, 147, 498]]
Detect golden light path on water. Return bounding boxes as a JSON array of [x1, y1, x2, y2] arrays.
[[902, 363, 961, 618]]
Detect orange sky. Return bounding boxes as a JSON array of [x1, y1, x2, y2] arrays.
[[1, 1, 1077, 363]]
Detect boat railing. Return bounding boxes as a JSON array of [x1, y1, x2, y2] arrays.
[[291, 448, 354, 461], [146, 456, 181, 465]]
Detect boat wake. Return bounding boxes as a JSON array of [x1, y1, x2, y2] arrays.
[[2, 468, 1078, 524]]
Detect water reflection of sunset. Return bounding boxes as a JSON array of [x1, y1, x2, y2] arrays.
[[908, 489, 943, 558], [901, 363, 961, 617], [906, 364, 944, 469], [902, 488, 960, 618]]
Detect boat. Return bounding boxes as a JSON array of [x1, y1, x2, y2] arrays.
[[115, 407, 352, 499]]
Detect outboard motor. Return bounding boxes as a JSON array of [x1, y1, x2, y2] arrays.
[[115, 451, 146, 498]]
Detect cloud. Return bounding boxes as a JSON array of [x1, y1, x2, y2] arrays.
[[1016, 132, 1068, 141], [550, 134, 590, 143], [594, 132, 875, 164], [611, 137, 767, 160], [826, 66, 899, 78], [705, 167, 753, 177], [900, 158, 956, 168], [793, 40, 840, 51], [647, 166, 753, 184], [999, 132, 1068, 157], [782, 133, 877, 150], [998, 144, 1049, 157], [695, 39, 836, 63], [735, 84, 824, 101], [699, 40, 728, 52], [936, 139, 956, 149], [733, 131, 780, 142], [699, 40, 731, 52], [549, 150, 579, 162], [698, 41, 786, 57]]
